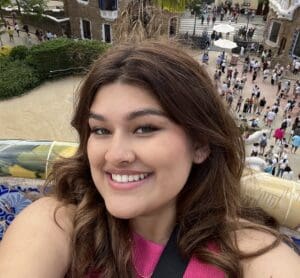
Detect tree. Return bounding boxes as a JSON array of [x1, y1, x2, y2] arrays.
[[114, 0, 189, 43], [20, 0, 47, 16], [0, 18, 5, 46], [0, 0, 11, 23], [187, 0, 203, 35]]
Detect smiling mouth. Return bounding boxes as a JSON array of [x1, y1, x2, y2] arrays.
[[110, 173, 151, 183]]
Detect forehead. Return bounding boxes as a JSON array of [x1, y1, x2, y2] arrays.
[[90, 83, 163, 113]]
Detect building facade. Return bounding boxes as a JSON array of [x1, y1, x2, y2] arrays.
[[214, 0, 259, 9], [63, 0, 181, 43], [263, 0, 300, 65]]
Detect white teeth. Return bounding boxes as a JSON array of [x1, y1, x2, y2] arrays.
[[121, 175, 128, 182], [111, 173, 149, 183]]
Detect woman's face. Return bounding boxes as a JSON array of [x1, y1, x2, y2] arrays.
[[87, 83, 208, 220]]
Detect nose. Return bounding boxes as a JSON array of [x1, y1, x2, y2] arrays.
[[104, 133, 135, 165]]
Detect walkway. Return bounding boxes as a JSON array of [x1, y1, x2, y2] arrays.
[[1, 18, 40, 47], [179, 14, 265, 42]]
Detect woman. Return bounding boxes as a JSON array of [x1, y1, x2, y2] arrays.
[[273, 127, 285, 144], [259, 132, 267, 155], [0, 42, 299, 277]]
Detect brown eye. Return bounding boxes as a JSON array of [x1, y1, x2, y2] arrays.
[[135, 125, 159, 134], [91, 127, 111, 135]]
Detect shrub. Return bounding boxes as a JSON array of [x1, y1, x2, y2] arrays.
[[10, 45, 29, 60], [0, 58, 41, 100], [26, 38, 109, 80]]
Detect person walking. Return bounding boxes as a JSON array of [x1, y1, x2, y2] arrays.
[[23, 24, 29, 36], [266, 109, 276, 127], [273, 127, 285, 144], [212, 14, 216, 25], [14, 23, 20, 37], [207, 14, 211, 25], [258, 97, 266, 113], [235, 96, 243, 112], [291, 134, 300, 153], [7, 27, 14, 42], [252, 70, 257, 83], [201, 14, 205, 25], [259, 133, 268, 155]]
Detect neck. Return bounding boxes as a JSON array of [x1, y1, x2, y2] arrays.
[[130, 203, 176, 244]]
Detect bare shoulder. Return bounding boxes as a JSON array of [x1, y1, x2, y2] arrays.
[[236, 227, 300, 278], [0, 197, 76, 278]]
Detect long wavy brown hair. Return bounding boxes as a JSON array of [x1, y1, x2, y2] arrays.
[[49, 42, 282, 278]]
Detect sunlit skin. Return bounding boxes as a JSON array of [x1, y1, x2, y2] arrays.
[[87, 83, 209, 243]]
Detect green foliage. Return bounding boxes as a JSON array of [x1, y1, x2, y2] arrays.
[[187, 0, 203, 16], [0, 0, 11, 8], [0, 57, 40, 99], [154, 0, 187, 12], [0, 38, 109, 99], [26, 38, 109, 80], [9, 45, 29, 60], [20, 0, 47, 15]]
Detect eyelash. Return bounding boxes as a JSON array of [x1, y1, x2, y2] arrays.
[[90, 125, 159, 136], [134, 125, 159, 134]]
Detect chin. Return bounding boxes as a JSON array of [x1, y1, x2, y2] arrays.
[[105, 201, 141, 220]]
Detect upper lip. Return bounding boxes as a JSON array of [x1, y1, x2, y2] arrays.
[[104, 169, 151, 175]]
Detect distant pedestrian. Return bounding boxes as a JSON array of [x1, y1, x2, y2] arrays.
[[201, 14, 205, 25], [207, 15, 211, 25], [263, 68, 269, 81], [266, 109, 276, 127], [291, 134, 300, 153], [221, 60, 226, 73], [14, 23, 20, 37], [240, 46, 245, 57], [235, 96, 243, 112], [252, 70, 257, 83], [258, 97, 266, 113], [273, 128, 285, 144], [7, 27, 14, 41], [23, 24, 29, 36], [35, 29, 43, 41], [259, 133, 267, 155], [212, 15, 216, 25], [277, 81, 282, 95], [250, 143, 259, 156]]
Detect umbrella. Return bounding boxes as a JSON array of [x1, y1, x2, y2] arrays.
[[214, 39, 237, 50], [213, 24, 235, 33]]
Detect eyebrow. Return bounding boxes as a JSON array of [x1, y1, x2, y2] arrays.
[[88, 108, 167, 122]]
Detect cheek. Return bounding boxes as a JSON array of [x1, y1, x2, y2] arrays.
[[87, 137, 105, 167], [150, 134, 194, 172]]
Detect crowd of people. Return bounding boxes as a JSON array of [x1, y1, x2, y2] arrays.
[[210, 46, 300, 181], [3, 17, 60, 46]]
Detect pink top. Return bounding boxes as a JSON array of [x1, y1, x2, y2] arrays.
[[133, 232, 224, 278], [274, 128, 285, 140], [89, 233, 224, 278]]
